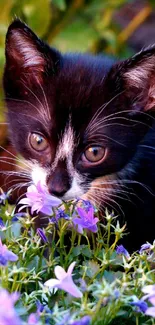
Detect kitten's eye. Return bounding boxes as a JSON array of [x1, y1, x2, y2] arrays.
[[84, 146, 105, 163], [29, 133, 49, 152]]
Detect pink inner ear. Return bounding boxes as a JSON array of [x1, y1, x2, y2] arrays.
[[123, 56, 155, 111], [10, 30, 45, 71], [124, 57, 155, 89]]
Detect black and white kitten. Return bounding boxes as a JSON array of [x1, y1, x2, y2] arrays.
[[3, 19, 155, 250]]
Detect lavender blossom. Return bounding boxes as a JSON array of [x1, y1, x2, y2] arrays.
[[139, 243, 152, 254], [18, 181, 62, 216], [37, 228, 48, 243], [73, 207, 99, 234], [140, 285, 155, 318], [44, 262, 83, 298], [142, 285, 155, 305], [50, 209, 69, 223], [0, 192, 9, 204], [0, 238, 18, 266], [0, 289, 21, 325], [116, 245, 130, 259], [145, 306, 155, 317], [130, 300, 148, 313], [0, 217, 5, 230], [12, 212, 27, 221], [28, 313, 39, 324]]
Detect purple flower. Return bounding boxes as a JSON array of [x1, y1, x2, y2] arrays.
[[0, 192, 9, 204], [116, 245, 130, 259], [0, 238, 18, 266], [142, 285, 155, 305], [50, 209, 69, 223], [145, 306, 155, 317], [18, 181, 62, 216], [56, 209, 69, 220], [0, 289, 21, 325], [71, 316, 91, 325], [139, 243, 152, 254], [0, 217, 5, 230], [28, 313, 39, 324], [12, 212, 27, 221], [44, 262, 83, 298], [73, 207, 99, 234], [141, 285, 155, 318], [130, 300, 148, 313], [37, 228, 48, 243]]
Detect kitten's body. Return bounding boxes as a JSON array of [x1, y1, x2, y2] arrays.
[[2, 20, 155, 250]]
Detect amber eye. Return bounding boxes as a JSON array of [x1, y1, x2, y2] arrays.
[[84, 146, 105, 163], [29, 133, 49, 152]]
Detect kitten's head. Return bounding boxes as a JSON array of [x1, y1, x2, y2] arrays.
[[3, 20, 155, 210]]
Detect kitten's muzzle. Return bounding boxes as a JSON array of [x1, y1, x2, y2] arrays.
[[47, 169, 71, 198]]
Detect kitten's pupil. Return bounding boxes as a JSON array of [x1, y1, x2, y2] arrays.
[[85, 146, 105, 163], [29, 133, 48, 152]]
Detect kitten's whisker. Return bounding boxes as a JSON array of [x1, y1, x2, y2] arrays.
[[5, 97, 47, 124], [0, 159, 31, 172], [37, 80, 51, 120], [0, 145, 31, 169], [4, 176, 31, 189], [85, 91, 125, 134], [9, 111, 46, 126], [88, 134, 127, 147], [99, 109, 155, 123], [139, 144, 155, 151], [20, 81, 49, 125], [0, 170, 31, 179]]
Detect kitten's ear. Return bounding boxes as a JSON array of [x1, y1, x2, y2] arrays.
[[112, 45, 155, 111], [4, 19, 60, 87]]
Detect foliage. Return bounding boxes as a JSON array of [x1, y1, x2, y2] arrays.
[[0, 192, 155, 325]]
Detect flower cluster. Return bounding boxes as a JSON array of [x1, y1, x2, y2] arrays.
[[0, 181, 154, 325]]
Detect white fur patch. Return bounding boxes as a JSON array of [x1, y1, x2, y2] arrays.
[[31, 162, 47, 185], [52, 122, 75, 175], [63, 173, 85, 200]]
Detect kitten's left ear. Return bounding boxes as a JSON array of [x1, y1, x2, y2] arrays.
[[111, 45, 155, 111], [4, 19, 60, 87]]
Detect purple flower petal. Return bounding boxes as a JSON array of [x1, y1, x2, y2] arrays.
[[28, 313, 39, 324], [139, 243, 152, 254], [73, 206, 99, 234], [37, 228, 48, 243], [116, 245, 130, 258], [145, 306, 155, 317], [130, 300, 148, 313], [18, 181, 62, 216], [0, 289, 21, 325], [0, 239, 18, 266], [44, 262, 82, 298]]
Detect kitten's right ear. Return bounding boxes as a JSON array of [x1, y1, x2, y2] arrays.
[[4, 19, 60, 91]]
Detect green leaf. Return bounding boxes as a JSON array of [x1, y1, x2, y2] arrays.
[[52, 18, 99, 52], [52, 0, 66, 11], [22, 0, 51, 37]]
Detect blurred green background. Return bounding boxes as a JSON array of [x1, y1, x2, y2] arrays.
[[0, 0, 155, 124]]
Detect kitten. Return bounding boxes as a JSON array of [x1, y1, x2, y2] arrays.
[[3, 19, 155, 250]]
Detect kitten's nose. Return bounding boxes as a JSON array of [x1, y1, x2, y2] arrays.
[[47, 169, 71, 198]]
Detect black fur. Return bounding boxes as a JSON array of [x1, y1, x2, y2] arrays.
[[3, 19, 155, 250]]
